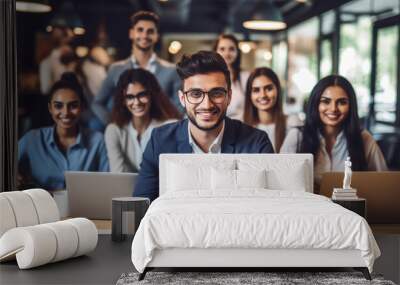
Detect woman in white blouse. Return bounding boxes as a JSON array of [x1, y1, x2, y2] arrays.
[[280, 75, 387, 190], [105, 68, 181, 172], [243, 67, 300, 152], [214, 34, 249, 120]]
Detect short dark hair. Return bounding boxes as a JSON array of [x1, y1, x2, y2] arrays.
[[130, 10, 160, 31], [176, 50, 231, 90], [48, 72, 86, 108]]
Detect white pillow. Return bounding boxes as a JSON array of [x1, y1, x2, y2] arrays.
[[237, 169, 267, 189], [238, 159, 306, 191], [167, 160, 235, 192], [211, 168, 267, 190], [267, 162, 306, 191], [211, 168, 236, 190]]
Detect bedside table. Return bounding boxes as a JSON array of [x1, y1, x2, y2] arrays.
[[332, 198, 366, 218], [111, 197, 150, 242]]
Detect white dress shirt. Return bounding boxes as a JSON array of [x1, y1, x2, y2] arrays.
[[227, 71, 250, 121], [188, 121, 225, 154], [81, 59, 107, 97], [256, 114, 303, 151], [105, 119, 174, 172], [39, 49, 68, 94], [280, 128, 388, 184]]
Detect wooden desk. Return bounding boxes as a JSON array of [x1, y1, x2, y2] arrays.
[[370, 224, 400, 235], [92, 219, 111, 230]]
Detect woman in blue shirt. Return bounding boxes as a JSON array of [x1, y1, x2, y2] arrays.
[[18, 73, 109, 190]]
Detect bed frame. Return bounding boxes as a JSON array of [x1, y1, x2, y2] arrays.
[[140, 248, 371, 280], [138, 154, 372, 280]]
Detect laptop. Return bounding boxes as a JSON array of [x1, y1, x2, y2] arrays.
[[65, 171, 138, 219], [320, 171, 400, 224]]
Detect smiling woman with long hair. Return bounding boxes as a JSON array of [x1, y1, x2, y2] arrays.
[[244, 67, 301, 152], [213, 34, 249, 120], [280, 75, 387, 190], [18, 72, 109, 191], [105, 68, 182, 172]]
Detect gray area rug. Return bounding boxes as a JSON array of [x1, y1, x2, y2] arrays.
[[116, 271, 396, 285]]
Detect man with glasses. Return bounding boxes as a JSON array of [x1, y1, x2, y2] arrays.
[[134, 51, 274, 201]]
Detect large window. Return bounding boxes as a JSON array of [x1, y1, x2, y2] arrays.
[[374, 25, 399, 123], [287, 17, 318, 113], [319, 11, 335, 78], [339, 16, 372, 118], [272, 40, 288, 93], [320, 39, 333, 78]]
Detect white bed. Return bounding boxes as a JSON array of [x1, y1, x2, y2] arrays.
[[131, 154, 380, 280]]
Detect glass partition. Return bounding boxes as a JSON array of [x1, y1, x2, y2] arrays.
[[272, 40, 288, 93], [320, 39, 333, 78], [374, 25, 399, 123], [287, 17, 319, 113], [339, 16, 372, 118]]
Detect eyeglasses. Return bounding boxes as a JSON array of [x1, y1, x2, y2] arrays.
[[124, 91, 150, 103], [183, 87, 228, 104]]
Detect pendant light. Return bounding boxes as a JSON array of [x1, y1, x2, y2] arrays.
[[16, 0, 51, 13], [243, 0, 287, 31]]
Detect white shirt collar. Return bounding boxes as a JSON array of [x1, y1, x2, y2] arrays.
[[314, 130, 349, 182], [188, 121, 225, 154], [130, 53, 157, 72], [318, 130, 345, 147], [127, 119, 158, 169]]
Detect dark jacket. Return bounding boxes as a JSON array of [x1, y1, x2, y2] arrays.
[[133, 118, 274, 201]]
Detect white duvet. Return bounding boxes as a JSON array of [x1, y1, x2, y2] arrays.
[[131, 190, 380, 273]]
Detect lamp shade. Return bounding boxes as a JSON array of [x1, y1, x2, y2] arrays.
[[16, 0, 51, 13], [49, 1, 85, 35], [243, 0, 287, 31]]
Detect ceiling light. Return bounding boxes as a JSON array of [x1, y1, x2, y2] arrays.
[[243, 0, 287, 31], [239, 42, 255, 54], [262, 50, 272, 61], [16, 1, 51, 13], [73, 27, 85, 35], [49, 2, 85, 35], [168, 41, 182, 54]]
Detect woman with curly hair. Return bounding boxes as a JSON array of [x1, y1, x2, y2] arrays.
[[105, 68, 182, 172]]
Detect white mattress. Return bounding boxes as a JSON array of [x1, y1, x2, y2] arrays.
[[131, 190, 380, 273]]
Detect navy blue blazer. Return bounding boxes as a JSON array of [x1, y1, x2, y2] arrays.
[[133, 118, 274, 201]]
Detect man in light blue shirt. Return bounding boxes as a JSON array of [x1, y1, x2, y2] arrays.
[[18, 126, 109, 190], [92, 11, 181, 129]]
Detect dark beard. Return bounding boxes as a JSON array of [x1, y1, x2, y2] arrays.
[[186, 108, 226, 131], [134, 41, 153, 52]]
